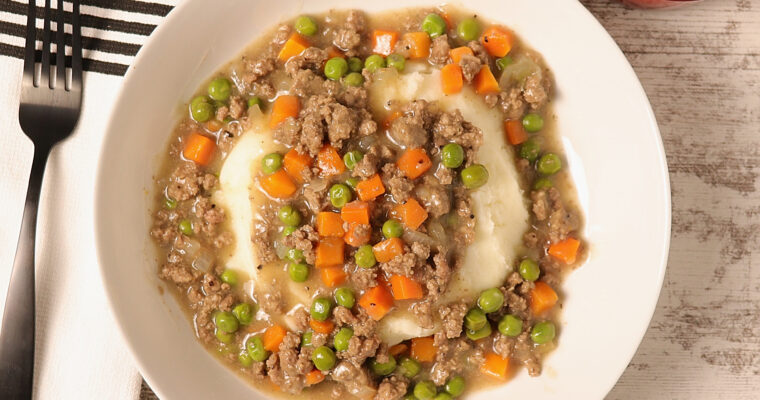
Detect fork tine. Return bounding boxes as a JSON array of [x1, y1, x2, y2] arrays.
[[54, 0, 65, 89], [70, 0, 82, 92], [22, 0, 37, 88], [41, 0, 52, 88]]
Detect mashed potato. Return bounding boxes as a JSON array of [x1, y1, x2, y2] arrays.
[[213, 65, 528, 342]]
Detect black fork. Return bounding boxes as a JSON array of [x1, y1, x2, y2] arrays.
[[0, 0, 82, 397]]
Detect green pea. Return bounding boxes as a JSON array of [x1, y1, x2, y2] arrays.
[[465, 321, 492, 341], [460, 164, 489, 189], [310, 297, 332, 321], [329, 184, 352, 208], [422, 13, 447, 38], [277, 205, 301, 226], [434, 394, 452, 400], [164, 197, 177, 210], [343, 151, 364, 170], [531, 321, 556, 344], [364, 54, 386, 73], [312, 346, 337, 371], [441, 143, 464, 168], [189, 96, 213, 122], [333, 327, 354, 351], [537, 153, 562, 176], [247, 336, 270, 362], [519, 138, 540, 161], [233, 303, 254, 325], [370, 355, 397, 376], [178, 219, 193, 236], [220, 269, 238, 285], [519, 258, 540, 282], [382, 219, 403, 239], [261, 153, 283, 174], [238, 351, 253, 367], [288, 262, 309, 283], [464, 308, 487, 331], [496, 55, 514, 70], [215, 329, 233, 344], [301, 331, 313, 347], [285, 249, 303, 263], [334, 287, 355, 308], [355, 244, 376, 268], [477, 288, 504, 313], [345, 177, 359, 189], [325, 57, 349, 81], [214, 311, 239, 333], [456, 18, 481, 41], [247, 96, 262, 109], [522, 113, 545, 133], [386, 53, 405, 72], [413, 380, 437, 400], [294, 15, 318, 36], [282, 226, 297, 237], [533, 177, 553, 190], [348, 57, 363, 72], [344, 72, 364, 87], [398, 356, 421, 378], [208, 77, 232, 102], [445, 376, 465, 397], [498, 314, 523, 337]]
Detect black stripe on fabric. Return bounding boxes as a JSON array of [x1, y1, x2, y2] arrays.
[[0, 0, 159, 36], [0, 20, 141, 56], [0, 42, 128, 75], [80, 0, 173, 17]]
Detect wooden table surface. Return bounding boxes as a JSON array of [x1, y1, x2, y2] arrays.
[[142, 1, 760, 398]]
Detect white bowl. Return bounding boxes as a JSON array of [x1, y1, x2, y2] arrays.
[[94, 0, 671, 398]]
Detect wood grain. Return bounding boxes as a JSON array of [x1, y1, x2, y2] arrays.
[[140, 1, 760, 398]]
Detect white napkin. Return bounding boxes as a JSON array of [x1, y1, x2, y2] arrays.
[[0, 1, 179, 398]]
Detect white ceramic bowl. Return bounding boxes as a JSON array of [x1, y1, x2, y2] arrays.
[[94, 0, 671, 398]]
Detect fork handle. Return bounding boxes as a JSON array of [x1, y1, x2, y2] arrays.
[[0, 146, 49, 399]]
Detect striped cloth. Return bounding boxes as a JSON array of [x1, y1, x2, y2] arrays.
[[0, 1, 176, 399]]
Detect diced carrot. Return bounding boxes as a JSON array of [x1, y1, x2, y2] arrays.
[[382, 111, 402, 130], [480, 26, 514, 58], [449, 46, 474, 64], [260, 169, 297, 199], [388, 343, 409, 356], [403, 32, 431, 59], [263, 325, 288, 352], [282, 148, 313, 183], [278, 33, 310, 61], [393, 199, 428, 230], [344, 223, 371, 247], [315, 237, 345, 268], [372, 29, 399, 56], [340, 201, 371, 225], [358, 285, 395, 321], [372, 237, 404, 263], [320, 266, 348, 288], [305, 369, 325, 386], [270, 95, 300, 128], [309, 318, 335, 334], [481, 352, 510, 380], [504, 119, 528, 145], [356, 174, 386, 201], [317, 145, 346, 177], [183, 133, 216, 166], [440, 63, 464, 95], [397, 148, 432, 179], [473, 65, 500, 95], [440, 12, 453, 30], [317, 212, 345, 237], [548, 238, 581, 264], [410, 336, 436, 362], [530, 281, 559, 315], [389, 275, 424, 300], [326, 46, 344, 59]]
